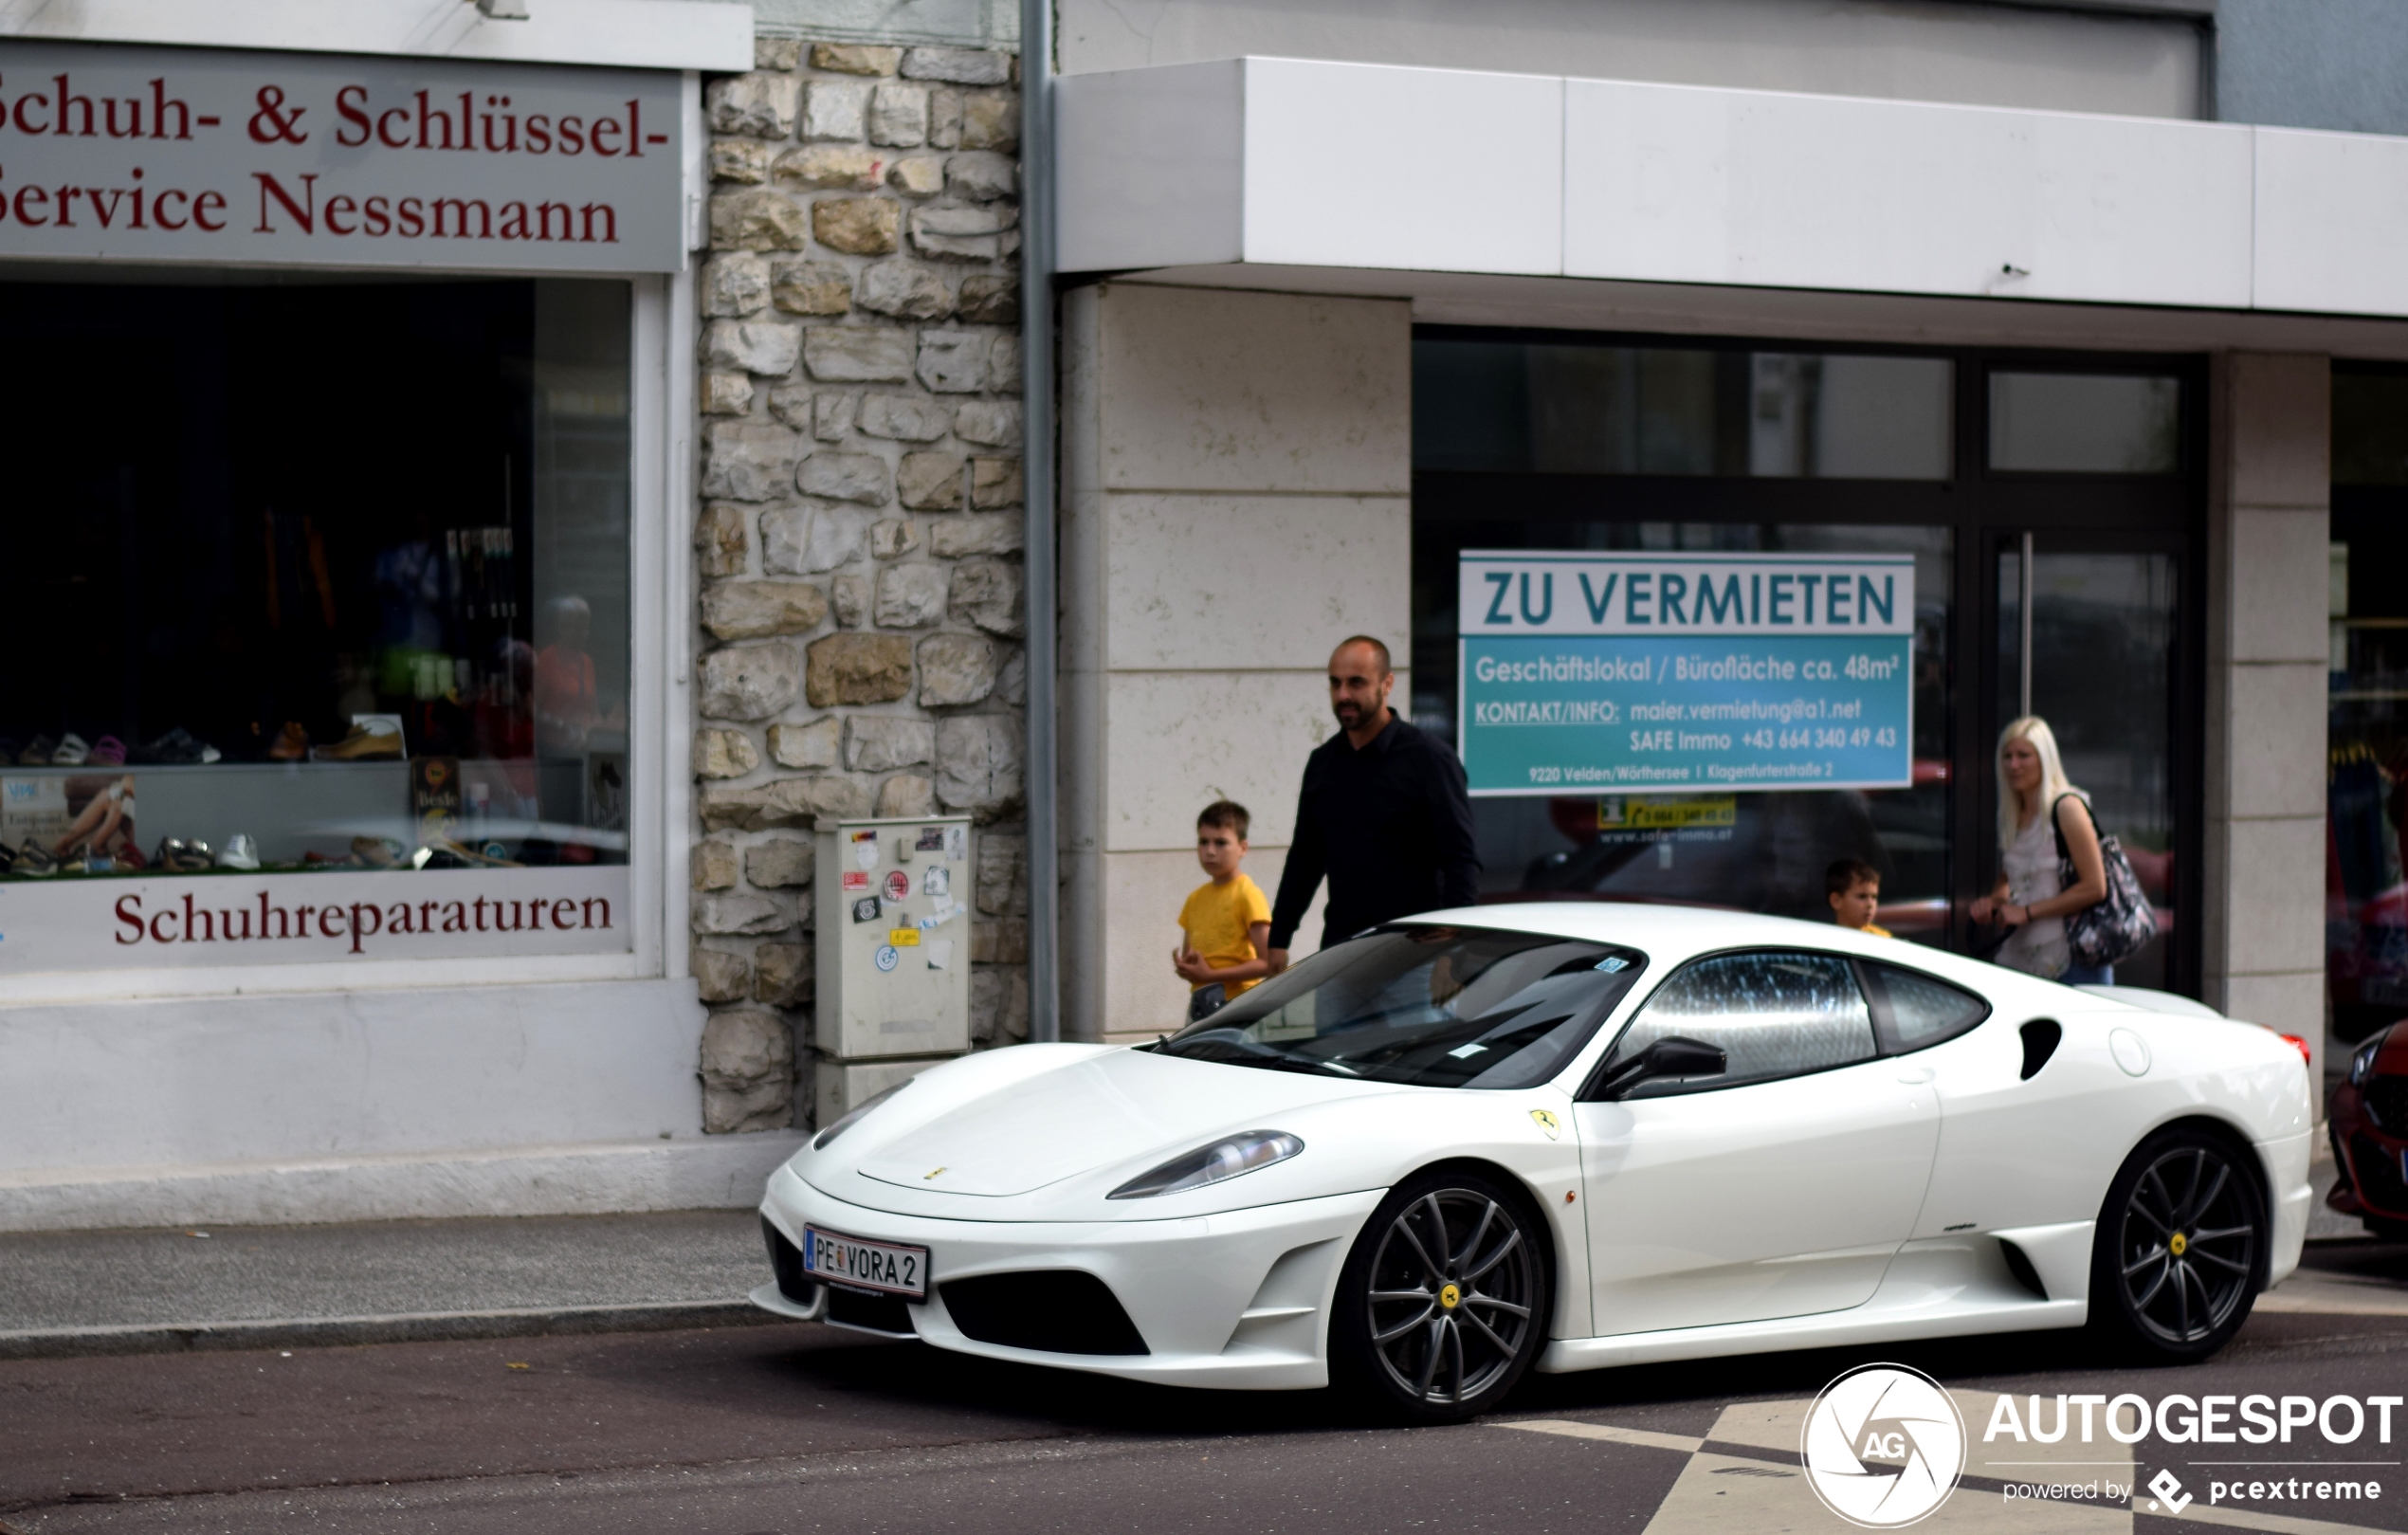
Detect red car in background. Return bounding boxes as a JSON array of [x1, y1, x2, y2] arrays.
[[2328, 1023, 2408, 1239]]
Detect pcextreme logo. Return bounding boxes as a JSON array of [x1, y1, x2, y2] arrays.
[[1799, 1363, 1968, 1528]]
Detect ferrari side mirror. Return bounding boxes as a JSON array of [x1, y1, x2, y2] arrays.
[[1585, 1035, 1728, 1100]]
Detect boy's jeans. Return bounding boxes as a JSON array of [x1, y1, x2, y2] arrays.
[[1186, 982, 1228, 1024]]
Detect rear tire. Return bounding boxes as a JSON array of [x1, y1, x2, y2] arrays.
[[1329, 1168, 1552, 1422], [2088, 1127, 2266, 1362]]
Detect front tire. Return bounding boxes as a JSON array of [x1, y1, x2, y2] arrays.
[[2089, 1127, 2266, 1362], [1329, 1168, 1551, 1422]]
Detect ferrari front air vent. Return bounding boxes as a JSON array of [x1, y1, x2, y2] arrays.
[[2364, 1075, 2408, 1132], [2019, 1019, 2062, 1081], [761, 1216, 818, 1307], [940, 1270, 1150, 1355]]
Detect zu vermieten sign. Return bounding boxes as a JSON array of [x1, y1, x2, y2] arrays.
[[0, 42, 685, 271], [1457, 551, 1917, 796]]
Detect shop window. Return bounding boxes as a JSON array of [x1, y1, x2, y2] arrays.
[[2330, 366, 2408, 1039], [0, 278, 630, 888], [1414, 340, 1951, 480], [1997, 549, 2179, 990], [1988, 372, 2180, 474]]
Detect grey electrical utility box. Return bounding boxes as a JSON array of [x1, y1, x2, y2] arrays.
[[814, 814, 975, 1073]]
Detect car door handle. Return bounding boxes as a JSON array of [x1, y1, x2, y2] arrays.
[[1895, 1067, 1935, 1085]]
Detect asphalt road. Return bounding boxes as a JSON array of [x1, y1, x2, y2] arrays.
[[10, 1247, 2408, 1535]]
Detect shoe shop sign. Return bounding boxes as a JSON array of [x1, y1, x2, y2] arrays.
[[0, 41, 684, 271], [0, 867, 631, 973]]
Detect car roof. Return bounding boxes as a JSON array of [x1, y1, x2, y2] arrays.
[[1396, 902, 2011, 990]]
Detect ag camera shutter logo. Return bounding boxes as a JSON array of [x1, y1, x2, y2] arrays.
[[1801, 1363, 1967, 1527]]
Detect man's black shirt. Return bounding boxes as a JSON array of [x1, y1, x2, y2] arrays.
[[1268, 714, 1481, 951]]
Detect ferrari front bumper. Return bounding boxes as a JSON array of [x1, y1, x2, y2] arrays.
[[757, 1160, 1383, 1390]]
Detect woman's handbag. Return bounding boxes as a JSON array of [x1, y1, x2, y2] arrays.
[[2052, 795, 2159, 969]]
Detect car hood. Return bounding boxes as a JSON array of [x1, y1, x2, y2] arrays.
[[848, 1047, 1377, 1197]]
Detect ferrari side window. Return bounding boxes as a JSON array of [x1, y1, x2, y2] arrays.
[[1609, 950, 1875, 1095], [1860, 962, 1990, 1054]]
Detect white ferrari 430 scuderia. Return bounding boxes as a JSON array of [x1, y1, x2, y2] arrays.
[[755, 905, 2313, 1420]]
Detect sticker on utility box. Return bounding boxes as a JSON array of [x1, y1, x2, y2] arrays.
[[841, 870, 870, 892], [883, 870, 912, 904], [872, 944, 899, 972], [887, 928, 921, 947], [916, 826, 945, 852], [850, 896, 881, 923]]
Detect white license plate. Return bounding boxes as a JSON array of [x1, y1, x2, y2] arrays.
[[803, 1225, 928, 1302]]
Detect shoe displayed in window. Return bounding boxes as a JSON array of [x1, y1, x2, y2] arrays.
[[12, 839, 55, 876], [216, 835, 261, 871], [51, 733, 90, 765], [21, 735, 57, 765], [351, 835, 406, 868], [314, 721, 404, 761], [131, 729, 222, 766], [88, 736, 128, 766], [267, 722, 309, 763], [154, 838, 216, 872], [412, 836, 523, 869]]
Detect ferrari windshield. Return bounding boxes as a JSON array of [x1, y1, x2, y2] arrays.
[[1153, 926, 1647, 1089]]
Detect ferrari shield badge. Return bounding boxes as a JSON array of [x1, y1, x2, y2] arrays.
[[1529, 1109, 1560, 1141]]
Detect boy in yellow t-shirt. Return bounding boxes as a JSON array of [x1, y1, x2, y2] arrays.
[[1173, 800, 1273, 1023], [1827, 857, 1893, 938]]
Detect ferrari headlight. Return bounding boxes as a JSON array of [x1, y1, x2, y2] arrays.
[[1107, 1130, 1303, 1199], [812, 1080, 911, 1151], [2352, 1032, 2389, 1087]]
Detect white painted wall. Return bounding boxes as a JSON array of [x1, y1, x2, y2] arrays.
[[1058, 0, 2203, 119], [1058, 59, 2408, 323], [1060, 283, 1412, 1040], [0, 977, 806, 1231]]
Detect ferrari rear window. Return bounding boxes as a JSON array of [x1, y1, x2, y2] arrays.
[[1152, 925, 1647, 1089]]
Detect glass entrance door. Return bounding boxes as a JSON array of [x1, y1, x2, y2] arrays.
[[1992, 535, 2184, 989]]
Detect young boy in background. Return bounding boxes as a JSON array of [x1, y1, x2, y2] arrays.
[[1827, 857, 1892, 938], [1174, 800, 1273, 1023]]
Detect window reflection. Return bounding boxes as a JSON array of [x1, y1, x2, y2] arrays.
[[1414, 339, 1951, 481], [1989, 372, 2179, 475]]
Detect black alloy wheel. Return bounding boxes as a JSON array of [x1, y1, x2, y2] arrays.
[[2090, 1127, 2265, 1361], [1331, 1169, 1550, 1421]]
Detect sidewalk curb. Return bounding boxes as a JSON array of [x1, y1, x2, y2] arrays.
[[0, 1298, 793, 1361]]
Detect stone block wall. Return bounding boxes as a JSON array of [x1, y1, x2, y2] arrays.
[[691, 36, 1029, 1134]]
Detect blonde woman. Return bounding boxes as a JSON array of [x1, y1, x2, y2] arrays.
[[1969, 716, 2114, 983]]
